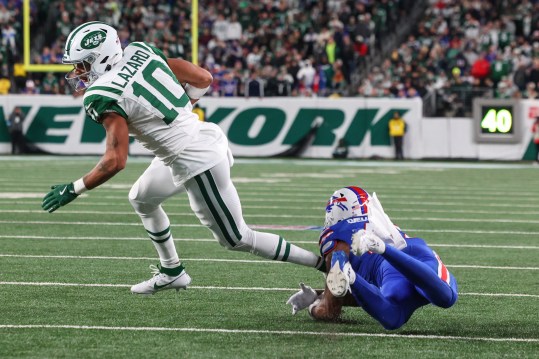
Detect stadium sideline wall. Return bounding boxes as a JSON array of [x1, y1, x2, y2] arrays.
[[0, 95, 536, 160]]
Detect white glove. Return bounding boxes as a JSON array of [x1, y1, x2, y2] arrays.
[[286, 283, 319, 315]]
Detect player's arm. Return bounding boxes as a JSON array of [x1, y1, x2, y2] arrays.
[[41, 113, 129, 213], [80, 112, 129, 189], [167, 58, 212, 104]]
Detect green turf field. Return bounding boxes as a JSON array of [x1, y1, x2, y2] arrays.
[[0, 156, 538, 358]]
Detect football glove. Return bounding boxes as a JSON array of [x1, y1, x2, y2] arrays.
[[286, 283, 319, 315], [42, 183, 78, 213]]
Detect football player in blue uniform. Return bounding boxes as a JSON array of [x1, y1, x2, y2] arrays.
[[287, 186, 458, 330]]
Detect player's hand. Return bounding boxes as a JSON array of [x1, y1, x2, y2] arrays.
[[286, 283, 319, 315], [42, 183, 78, 213]]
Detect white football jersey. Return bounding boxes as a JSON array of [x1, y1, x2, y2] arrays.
[[83, 42, 230, 184]]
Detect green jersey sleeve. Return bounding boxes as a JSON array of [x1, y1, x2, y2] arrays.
[[147, 43, 167, 62], [83, 90, 128, 123], [129, 41, 168, 62]]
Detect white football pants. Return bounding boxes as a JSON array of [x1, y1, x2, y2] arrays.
[[128, 157, 323, 269]]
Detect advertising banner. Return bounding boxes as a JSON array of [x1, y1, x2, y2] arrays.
[[0, 95, 535, 160]]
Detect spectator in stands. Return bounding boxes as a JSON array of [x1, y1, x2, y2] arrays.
[[0, 3, 11, 25], [0, 76, 10, 94], [23, 79, 38, 94], [245, 70, 264, 98], [11, 0, 539, 119], [297, 59, 316, 95], [2, 21, 16, 56], [275, 66, 293, 96], [41, 72, 59, 95], [220, 71, 238, 97]]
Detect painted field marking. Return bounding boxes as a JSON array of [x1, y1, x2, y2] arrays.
[[0, 282, 537, 299], [0, 254, 536, 270], [1, 235, 537, 249], [0, 324, 537, 343]]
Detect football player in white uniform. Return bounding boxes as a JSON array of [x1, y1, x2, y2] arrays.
[[41, 22, 326, 294]]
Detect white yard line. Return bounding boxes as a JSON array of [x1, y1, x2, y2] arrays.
[[1, 235, 537, 249], [2, 220, 539, 232], [0, 281, 537, 299], [4, 199, 539, 210], [0, 324, 537, 343], [3, 208, 539, 220], [0, 253, 536, 270]]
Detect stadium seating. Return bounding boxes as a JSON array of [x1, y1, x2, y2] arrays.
[[2, 0, 539, 116]]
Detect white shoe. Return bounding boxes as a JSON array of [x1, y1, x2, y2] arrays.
[[131, 264, 192, 295], [352, 232, 386, 255], [326, 250, 356, 297]]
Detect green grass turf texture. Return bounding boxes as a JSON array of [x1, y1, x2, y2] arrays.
[[0, 156, 538, 358]]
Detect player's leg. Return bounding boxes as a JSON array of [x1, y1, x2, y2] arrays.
[[325, 248, 419, 329], [128, 157, 190, 294], [395, 136, 404, 160], [370, 237, 458, 308], [184, 159, 325, 270], [351, 265, 427, 330]]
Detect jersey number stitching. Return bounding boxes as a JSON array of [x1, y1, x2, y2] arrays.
[[132, 59, 190, 125]]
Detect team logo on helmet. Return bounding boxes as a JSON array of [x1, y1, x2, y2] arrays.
[[81, 30, 107, 50], [324, 186, 370, 227]]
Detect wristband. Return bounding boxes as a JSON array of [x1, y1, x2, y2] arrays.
[[184, 83, 210, 99], [73, 178, 87, 195]]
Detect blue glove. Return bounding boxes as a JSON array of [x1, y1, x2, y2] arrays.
[[42, 183, 78, 213]]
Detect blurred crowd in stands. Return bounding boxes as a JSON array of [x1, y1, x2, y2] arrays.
[[1, 0, 539, 116]]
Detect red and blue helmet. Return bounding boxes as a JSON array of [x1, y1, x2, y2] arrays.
[[324, 186, 370, 227]]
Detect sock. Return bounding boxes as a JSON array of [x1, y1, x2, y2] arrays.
[[160, 264, 185, 276], [241, 231, 321, 268], [140, 206, 181, 268]]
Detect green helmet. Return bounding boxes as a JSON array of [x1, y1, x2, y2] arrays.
[[63, 21, 123, 91]]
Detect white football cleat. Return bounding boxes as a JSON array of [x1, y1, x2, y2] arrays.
[[326, 250, 356, 297], [131, 264, 192, 295], [352, 232, 386, 255]]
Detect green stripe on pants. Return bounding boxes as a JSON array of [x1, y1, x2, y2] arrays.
[[204, 170, 242, 240], [194, 173, 237, 248]]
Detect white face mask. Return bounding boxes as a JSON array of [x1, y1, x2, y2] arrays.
[[65, 54, 99, 92]]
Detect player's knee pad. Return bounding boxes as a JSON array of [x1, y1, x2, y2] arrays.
[[128, 180, 159, 215], [434, 281, 459, 309], [210, 223, 251, 252], [380, 318, 406, 331]]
